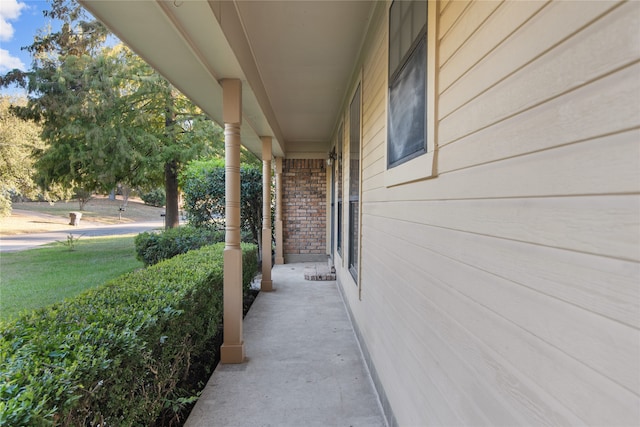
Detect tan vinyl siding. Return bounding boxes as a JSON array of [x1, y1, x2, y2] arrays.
[[361, 11, 387, 194], [334, 0, 640, 425], [440, 3, 637, 143]]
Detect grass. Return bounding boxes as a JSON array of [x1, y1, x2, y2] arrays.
[[0, 235, 143, 321]]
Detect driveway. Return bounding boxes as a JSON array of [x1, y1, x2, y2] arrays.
[[0, 220, 164, 253]]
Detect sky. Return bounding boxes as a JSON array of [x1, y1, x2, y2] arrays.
[[0, 0, 55, 95], [0, 0, 50, 73], [0, 0, 120, 96]]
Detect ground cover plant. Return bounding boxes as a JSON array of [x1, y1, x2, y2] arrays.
[[0, 235, 142, 321], [0, 243, 258, 426]]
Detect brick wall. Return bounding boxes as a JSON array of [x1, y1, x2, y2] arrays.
[[282, 159, 327, 262]]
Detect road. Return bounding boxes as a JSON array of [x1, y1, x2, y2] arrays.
[[0, 220, 164, 253]]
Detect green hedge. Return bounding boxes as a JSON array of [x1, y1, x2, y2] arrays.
[[0, 243, 258, 426], [139, 188, 166, 207], [134, 226, 225, 266]]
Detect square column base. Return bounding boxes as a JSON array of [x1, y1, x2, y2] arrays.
[[261, 279, 273, 292], [221, 342, 245, 364], [223, 247, 244, 364], [261, 227, 273, 291], [275, 220, 284, 264]]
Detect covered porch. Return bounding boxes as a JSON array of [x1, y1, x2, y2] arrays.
[[80, 0, 375, 363], [185, 263, 385, 426], [78, 1, 640, 425]]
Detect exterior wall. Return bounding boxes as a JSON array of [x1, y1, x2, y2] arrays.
[[333, 1, 640, 426], [283, 159, 327, 262]]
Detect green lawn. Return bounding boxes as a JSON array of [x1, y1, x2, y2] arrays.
[[0, 236, 143, 321]]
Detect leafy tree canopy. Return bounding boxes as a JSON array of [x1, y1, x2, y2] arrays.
[[1, 0, 226, 221], [0, 96, 47, 216]]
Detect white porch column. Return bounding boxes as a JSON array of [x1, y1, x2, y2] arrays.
[[221, 79, 244, 364], [261, 137, 273, 291], [274, 157, 284, 264]]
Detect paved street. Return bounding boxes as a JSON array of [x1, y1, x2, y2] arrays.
[[0, 220, 163, 252]]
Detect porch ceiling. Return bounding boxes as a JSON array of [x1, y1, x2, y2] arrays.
[[80, 0, 377, 159]]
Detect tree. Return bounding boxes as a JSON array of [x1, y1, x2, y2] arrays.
[[180, 158, 264, 257], [1, 0, 223, 223], [2, 2, 128, 210], [0, 96, 46, 216], [120, 54, 224, 227]]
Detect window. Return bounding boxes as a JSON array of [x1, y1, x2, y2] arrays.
[[336, 124, 343, 257], [349, 84, 361, 282], [388, 0, 427, 168], [385, 0, 437, 186], [388, 36, 426, 167]]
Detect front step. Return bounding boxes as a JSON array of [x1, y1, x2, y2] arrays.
[[303, 264, 336, 281]]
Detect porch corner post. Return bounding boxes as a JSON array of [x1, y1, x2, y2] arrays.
[[261, 137, 273, 291], [274, 156, 285, 264], [221, 79, 245, 364]]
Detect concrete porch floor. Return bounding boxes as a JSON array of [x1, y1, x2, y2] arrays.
[[185, 263, 387, 427]]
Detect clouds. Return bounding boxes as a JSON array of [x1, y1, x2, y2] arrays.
[[0, 0, 26, 72], [0, 0, 25, 41], [0, 48, 24, 71]]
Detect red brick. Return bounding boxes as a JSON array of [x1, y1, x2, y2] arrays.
[[282, 158, 326, 256]]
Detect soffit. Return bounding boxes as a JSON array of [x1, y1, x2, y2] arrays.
[[80, 0, 376, 158], [233, 1, 375, 148]]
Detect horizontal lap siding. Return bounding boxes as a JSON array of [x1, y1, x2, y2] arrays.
[[350, 1, 640, 425], [439, 2, 637, 142]]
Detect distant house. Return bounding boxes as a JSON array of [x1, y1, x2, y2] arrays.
[[81, 1, 640, 425]]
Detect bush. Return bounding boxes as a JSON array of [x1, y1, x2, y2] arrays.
[[140, 188, 166, 207], [0, 243, 258, 426], [73, 188, 93, 211], [180, 159, 263, 244], [134, 226, 225, 266], [0, 194, 10, 217]]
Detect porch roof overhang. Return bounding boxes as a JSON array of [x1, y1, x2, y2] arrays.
[[79, 0, 378, 160]]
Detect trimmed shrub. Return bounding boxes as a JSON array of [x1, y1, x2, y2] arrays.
[[140, 187, 166, 207], [134, 226, 225, 266], [242, 244, 259, 295], [0, 243, 258, 426], [180, 159, 263, 245]]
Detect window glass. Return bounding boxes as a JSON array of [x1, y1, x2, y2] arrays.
[[388, 37, 426, 167], [337, 124, 343, 256], [388, 0, 428, 168], [349, 85, 361, 281], [389, 0, 426, 79]]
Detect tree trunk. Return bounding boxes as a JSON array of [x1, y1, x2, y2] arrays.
[[76, 189, 93, 211], [254, 223, 262, 264], [163, 93, 179, 229], [121, 184, 130, 207], [164, 160, 180, 229]]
